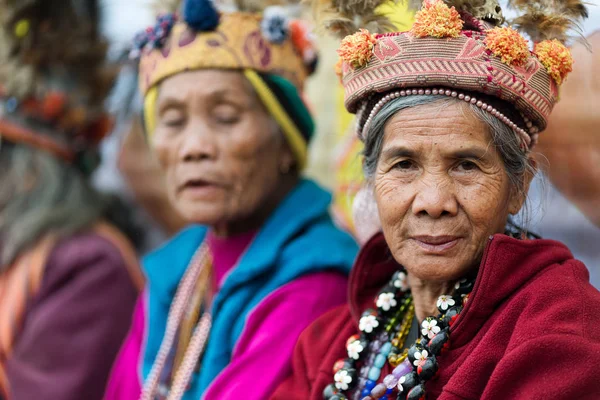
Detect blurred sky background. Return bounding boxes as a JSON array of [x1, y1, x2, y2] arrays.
[[102, 0, 600, 51]]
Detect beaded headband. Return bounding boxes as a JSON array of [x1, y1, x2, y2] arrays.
[[315, 0, 587, 151]]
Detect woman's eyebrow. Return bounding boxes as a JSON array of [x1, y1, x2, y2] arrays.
[[382, 146, 416, 160], [449, 147, 490, 160], [157, 97, 185, 114], [158, 88, 235, 109]]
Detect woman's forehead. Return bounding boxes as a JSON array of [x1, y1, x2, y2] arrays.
[[157, 69, 254, 103], [383, 102, 491, 151]]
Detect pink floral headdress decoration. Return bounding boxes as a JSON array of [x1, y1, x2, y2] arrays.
[[317, 0, 587, 151]]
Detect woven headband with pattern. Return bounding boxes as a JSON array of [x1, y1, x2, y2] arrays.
[[138, 11, 315, 95], [332, 0, 585, 150]]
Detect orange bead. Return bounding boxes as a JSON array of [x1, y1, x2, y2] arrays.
[[332, 358, 346, 374], [41, 92, 67, 120]]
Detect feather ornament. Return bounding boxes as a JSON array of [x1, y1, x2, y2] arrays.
[[311, 0, 399, 38], [506, 0, 588, 43]]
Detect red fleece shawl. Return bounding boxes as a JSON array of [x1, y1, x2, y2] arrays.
[[272, 233, 600, 400]]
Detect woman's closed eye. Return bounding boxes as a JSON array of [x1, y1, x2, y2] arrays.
[[213, 104, 241, 125], [161, 109, 186, 128]]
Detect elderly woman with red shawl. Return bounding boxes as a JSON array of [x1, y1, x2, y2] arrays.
[[273, 0, 600, 399]]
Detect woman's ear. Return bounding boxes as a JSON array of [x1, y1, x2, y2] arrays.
[[278, 137, 297, 175], [508, 156, 537, 215]]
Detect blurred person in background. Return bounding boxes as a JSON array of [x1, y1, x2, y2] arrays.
[[524, 30, 600, 286], [104, 0, 358, 399], [94, 57, 186, 252], [0, 0, 145, 399], [537, 31, 600, 228]]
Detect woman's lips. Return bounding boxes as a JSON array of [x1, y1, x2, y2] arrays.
[[179, 179, 223, 198], [411, 236, 461, 253]]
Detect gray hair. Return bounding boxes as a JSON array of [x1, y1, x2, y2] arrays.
[[362, 95, 536, 221], [0, 142, 105, 267]]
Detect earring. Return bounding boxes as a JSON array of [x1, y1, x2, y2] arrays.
[[279, 162, 292, 174]]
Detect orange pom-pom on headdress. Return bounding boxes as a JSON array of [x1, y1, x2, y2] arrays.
[[485, 26, 530, 66], [334, 58, 344, 82], [411, 0, 463, 38], [337, 29, 377, 69], [534, 39, 573, 85]]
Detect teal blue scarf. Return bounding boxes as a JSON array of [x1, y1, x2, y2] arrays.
[[141, 179, 358, 398]]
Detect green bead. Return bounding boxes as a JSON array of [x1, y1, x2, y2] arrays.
[[368, 366, 381, 381], [374, 354, 386, 368]]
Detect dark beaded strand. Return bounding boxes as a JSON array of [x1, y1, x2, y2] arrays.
[[323, 268, 475, 400]]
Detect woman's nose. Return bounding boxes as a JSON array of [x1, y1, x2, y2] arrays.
[[411, 175, 458, 218], [179, 122, 217, 162]]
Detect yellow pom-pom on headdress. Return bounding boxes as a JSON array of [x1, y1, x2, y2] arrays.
[[411, 0, 463, 38], [485, 26, 530, 66], [534, 39, 573, 85], [337, 29, 378, 69]]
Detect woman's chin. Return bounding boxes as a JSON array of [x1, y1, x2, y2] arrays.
[[175, 204, 225, 227], [396, 241, 476, 282], [405, 261, 471, 283]]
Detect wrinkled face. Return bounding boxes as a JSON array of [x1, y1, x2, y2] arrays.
[[374, 102, 525, 282], [152, 70, 293, 232]]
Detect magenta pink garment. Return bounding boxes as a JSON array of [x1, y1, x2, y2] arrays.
[[104, 233, 348, 400], [103, 294, 146, 400], [104, 230, 256, 400], [202, 271, 348, 399], [205, 230, 256, 291]]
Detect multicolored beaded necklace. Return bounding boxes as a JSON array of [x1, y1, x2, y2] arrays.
[[140, 244, 213, 400], [323, 269, 475, 400]]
